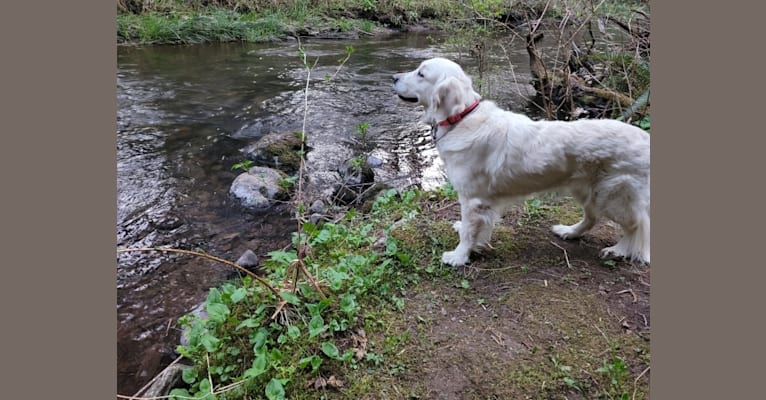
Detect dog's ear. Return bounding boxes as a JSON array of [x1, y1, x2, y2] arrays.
[[424, 77, 472, 125]]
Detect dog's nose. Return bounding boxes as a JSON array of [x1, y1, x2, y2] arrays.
[[392, 74, 399, 83]]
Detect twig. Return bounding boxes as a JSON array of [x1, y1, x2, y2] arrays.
[[549, 241, 572, 269], [632, 365, 650, 400], [617, 288, 638, 303], [594, 323, 610, 343], [270, 299, 289, 320], [116, 247, 280, 297], [330, 46, 353, 80], [206, 353, 214, 395]]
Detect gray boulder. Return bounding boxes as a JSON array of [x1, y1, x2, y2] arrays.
[[229, 166, 289, 210], [241, 131, 305, 172]]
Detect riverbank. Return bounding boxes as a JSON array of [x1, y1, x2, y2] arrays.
[[117, 0, 648, 45], [130, 188, 650, 400]]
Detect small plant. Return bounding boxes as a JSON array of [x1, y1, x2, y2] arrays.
[[437, 181, 458, 201], [231, 159, 253, 172], [550, 355, 584, 394], [524, 197, 545, 218], [635, 115, 650, 131], [596, 355, 630, 398], [278, 176, 298, 190], [354, 121, 370, 145]]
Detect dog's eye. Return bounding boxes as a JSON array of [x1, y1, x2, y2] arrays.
[[417, 71, 424, 78]]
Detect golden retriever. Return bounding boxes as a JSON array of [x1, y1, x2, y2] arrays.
[[393, 57, 650, 266]]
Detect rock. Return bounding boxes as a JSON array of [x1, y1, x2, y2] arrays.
[[366, 155, 384, 168], [309, 213, 327, 225], [303, 170, 343, 204], [236, 249, 259, 270], [148, 212, 184, 231], [333, 157, 376, 205], [229, 167, 289, 210], [339, 157, 375, 187], [241, 131, 305, 172], [309, 200, 326, 214]]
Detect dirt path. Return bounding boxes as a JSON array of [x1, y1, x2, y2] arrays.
[[353, 198, 650, 399]]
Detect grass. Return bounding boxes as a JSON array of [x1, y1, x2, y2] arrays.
[[117, 1, 648, 45]]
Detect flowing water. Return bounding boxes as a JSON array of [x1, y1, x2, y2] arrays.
[[116, 31, 539, 395]]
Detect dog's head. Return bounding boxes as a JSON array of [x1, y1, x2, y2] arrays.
[[392, 57, 481, 125]]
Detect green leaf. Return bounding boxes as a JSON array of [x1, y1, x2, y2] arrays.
[[198, 378, 212, 394], [270, 348, 283, 363], [267, 250, 297, 266], [340, 293, 358, 317], [230, 288, 247, 303], [279, 291, 301, 305], [299, 355, 323, 372], [181, 368, 198, 385], [325, 268, 349, 291], [265, 378, 286, 400], [287, 325, 301, 339], [460, 279, 470, 289], [312, 228, 332, 245], [205, 303, 230, 324], [244, 353, 269, 379], [308, 315, 325, 338], [252, 328, 269, 351], [169, 388, 192, 400], [306, 299, 331, 316], [236, 318, 259, 330], [321, 341, 340, 359], [200, 333, 220, 352]]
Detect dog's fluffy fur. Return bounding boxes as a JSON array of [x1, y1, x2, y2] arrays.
[[393, 57, 650, 266]]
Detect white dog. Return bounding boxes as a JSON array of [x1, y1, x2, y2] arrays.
[[392, 57, 650, 266]]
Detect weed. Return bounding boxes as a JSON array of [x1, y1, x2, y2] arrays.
[[230, 160, 254, 172], [278, 176, 298, 190], [596, 355, 630, 398]]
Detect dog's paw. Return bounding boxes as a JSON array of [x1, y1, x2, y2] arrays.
[[552, 224, 580, 240], [599, 246, 650, 265], [442, 250, 469, 267], [451, 221, 462, 233]]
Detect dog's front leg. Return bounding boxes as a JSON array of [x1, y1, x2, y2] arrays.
[[442, 198, 486, 267]]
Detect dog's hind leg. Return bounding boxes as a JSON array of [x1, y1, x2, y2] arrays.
[[601, 210, 650, 264], [552, 189, 598, 240], [552, 207, 598, 240], [442, 198, 497, 267], [598, 179, 650, 264]]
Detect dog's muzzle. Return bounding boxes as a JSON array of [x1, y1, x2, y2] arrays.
[[392, 74, 419, 103]]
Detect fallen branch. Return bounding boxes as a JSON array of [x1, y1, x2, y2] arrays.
[[126, 355, 184, 400], [570, 75, 634, 107], [117, 247, 280, 297]]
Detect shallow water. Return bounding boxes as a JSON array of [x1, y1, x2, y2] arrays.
[[116, 31, 540, 394]]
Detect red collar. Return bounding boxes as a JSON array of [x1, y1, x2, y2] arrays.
[[438, 100, 481, 127]]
